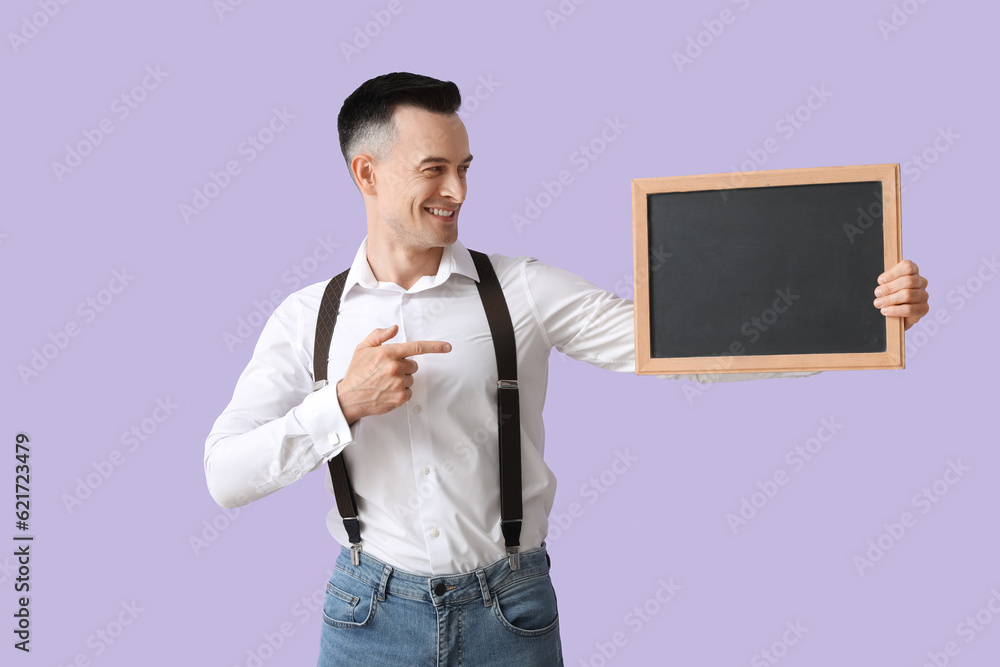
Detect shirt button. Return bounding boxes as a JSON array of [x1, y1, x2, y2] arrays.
[[412, 404, 422, 414], [421, 466, 430, 476], [430, 528, 440, 538]]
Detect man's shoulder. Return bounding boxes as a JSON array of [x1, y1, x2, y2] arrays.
[[471, 249, 544, 286], [476, 250, 595, 293], [277, 273, 345, 318]]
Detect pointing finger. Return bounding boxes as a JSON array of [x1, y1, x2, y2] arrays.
[[389, 340, 453, 358]]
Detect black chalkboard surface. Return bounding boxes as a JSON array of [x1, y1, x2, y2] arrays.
[[632, 165, 903, 374]]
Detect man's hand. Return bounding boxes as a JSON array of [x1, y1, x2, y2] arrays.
[[874, 259, 929, 331], [335, 324, 452, 425]]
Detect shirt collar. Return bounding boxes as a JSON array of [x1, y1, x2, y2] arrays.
[[343, 236, 480, 295]]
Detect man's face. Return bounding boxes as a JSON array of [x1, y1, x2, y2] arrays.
[[371, 105, 472, 250]]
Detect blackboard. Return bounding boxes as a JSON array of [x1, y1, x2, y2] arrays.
[[632, 164, 903, 374]]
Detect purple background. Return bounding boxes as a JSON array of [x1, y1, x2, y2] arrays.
[[3, 1, 998, 665]]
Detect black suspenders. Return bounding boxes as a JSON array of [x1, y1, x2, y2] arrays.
[[310, 250, 523, 570]]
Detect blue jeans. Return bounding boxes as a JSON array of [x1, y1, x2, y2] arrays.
[[317, 544, 563, 666]]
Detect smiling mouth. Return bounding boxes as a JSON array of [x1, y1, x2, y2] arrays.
[[425, 207, 456, 219]]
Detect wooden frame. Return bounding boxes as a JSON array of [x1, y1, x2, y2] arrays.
[[632, 164, 903, 374]]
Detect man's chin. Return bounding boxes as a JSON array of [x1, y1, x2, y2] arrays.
[[437, 225, 459, 246]]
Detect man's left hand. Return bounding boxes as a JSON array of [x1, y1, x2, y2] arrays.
[[874, 259, 929, 331]]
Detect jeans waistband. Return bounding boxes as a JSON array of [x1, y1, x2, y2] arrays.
[[332, 544, 551, 607]]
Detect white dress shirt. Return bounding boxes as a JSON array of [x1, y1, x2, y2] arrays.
[[204, 237, 816, 575]]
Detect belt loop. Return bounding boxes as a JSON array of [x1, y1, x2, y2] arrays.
[[475, 570, 492, 607], [377, 564, 392, 602]]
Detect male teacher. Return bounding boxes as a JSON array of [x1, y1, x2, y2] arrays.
[[204, 72, 930, 666]]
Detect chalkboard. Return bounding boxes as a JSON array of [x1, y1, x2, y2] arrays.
[[632, 164, 903, 374]]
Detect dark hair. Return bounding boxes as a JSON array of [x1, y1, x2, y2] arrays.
[[337, 72, 462, 170]]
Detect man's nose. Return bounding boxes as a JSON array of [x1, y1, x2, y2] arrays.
[[439, 169, 466, 203]]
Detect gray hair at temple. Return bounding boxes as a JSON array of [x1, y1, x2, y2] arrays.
[[337, 72, 462, 185]]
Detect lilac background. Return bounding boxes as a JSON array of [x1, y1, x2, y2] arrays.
[[3, 1, 998, 665]]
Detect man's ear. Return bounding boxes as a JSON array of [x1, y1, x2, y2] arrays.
[[351, 154, 377, 196]]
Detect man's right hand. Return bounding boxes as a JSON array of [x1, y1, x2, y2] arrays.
[[335, 324, 452, 426]]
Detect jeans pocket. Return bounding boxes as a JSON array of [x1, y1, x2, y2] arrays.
[[322, 571, 377, 629], [491, 573, 560, 638]]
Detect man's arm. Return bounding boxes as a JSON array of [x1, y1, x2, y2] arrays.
[[203, 295, 357, 508]]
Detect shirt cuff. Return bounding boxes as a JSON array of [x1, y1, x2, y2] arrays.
[[294, 382, 358, 459]]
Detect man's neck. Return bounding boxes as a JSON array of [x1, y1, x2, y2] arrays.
[[365, 237, 445, 291]]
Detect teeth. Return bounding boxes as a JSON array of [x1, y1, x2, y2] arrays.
[[428, 208, 454, 217]]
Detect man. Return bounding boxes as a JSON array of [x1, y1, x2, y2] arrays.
[[204, 72, 930, 666]]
